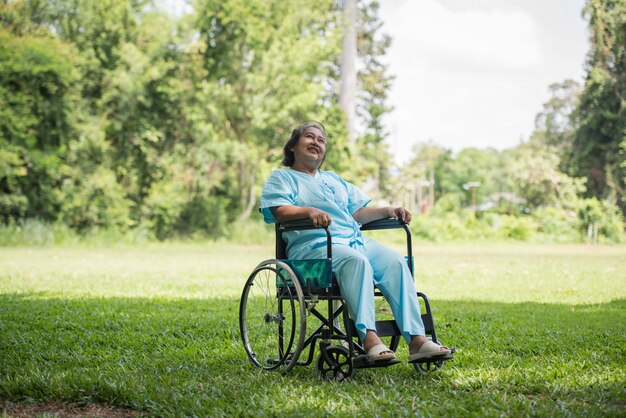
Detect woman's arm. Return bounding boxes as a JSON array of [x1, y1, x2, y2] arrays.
[[271, 205, 332, 227], [352, 206, 412, 225]]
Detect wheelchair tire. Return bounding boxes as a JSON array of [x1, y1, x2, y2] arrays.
[[239, 259, 306, 372]]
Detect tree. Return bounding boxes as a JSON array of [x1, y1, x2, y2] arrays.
[[396, 142, 451, 211], [531, 80, 581, 157], [440, 148, 502, 209], [571, 0, 626, 214], [0, 0, 396, 238], [507, 143, 586, 210], [340, 0, 357, 145], [0, 29, 78, 222], [354, 0, 394, 197], [193, 0, 345, 221]]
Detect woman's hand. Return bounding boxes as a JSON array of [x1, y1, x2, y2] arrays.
[[352, 206, 412, 225], [308, 207, 332, 227], [388, 207, 412, 224]]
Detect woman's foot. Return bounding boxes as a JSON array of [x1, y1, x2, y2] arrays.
[[408, 335, 428, 356], [363, 330, 395, 361]]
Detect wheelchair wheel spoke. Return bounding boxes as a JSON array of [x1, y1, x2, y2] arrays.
[[259, 270, 271, 299]]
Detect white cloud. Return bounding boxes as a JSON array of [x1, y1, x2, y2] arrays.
[[378, 0, 588, 163], [395, 1, 542, 71]]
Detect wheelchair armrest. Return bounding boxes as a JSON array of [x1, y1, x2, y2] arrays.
[[279, 218, 319, 231], [277, 219, 332, 259], [360, 218, 407, 231]]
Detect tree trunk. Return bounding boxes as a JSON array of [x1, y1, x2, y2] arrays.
[[237, 181, 257, 222], [237, 166, 257, 222], [340, 0, 357, 145]]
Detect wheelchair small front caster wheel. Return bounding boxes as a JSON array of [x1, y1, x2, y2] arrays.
[[316, 345, 355, 381], [413, 359, 443, 375]]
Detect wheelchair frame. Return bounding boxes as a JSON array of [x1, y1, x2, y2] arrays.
[[239, 218, 453, 380]]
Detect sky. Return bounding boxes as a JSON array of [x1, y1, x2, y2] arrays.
[[377, 0, 590, 163]]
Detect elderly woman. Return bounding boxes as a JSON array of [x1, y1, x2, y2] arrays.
[[261, 121, 451, 362]]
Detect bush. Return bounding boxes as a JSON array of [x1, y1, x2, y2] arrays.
[[531, 207, 582, 243], [144, 178, 189, 240], [0, 219, 156, 247], [410, 211, 498, 241], [0, 219, 77, 246], [61, 168, 131, 233], [176, 196, 229, 240], [430, 194, 463, 216], [498, 215, 536, 240], [410, 211, 546, 242], [226, 219, 274, 244], [577, 198, 624, 243]]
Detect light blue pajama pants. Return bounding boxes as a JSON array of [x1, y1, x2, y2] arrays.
[[296, 237, 425, 343]]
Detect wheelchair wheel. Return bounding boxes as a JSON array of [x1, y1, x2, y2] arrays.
[[239, 259, 306, 372], [413, 359, 444, 375], [316, 345, 355, 381]]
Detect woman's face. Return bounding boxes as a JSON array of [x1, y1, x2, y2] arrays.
[[291, 126, 326, 167]]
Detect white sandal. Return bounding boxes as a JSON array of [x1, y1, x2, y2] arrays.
[[366, 343, 396, 362], [408, 340, 451, 362]]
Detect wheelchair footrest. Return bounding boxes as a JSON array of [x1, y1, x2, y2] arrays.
[[352, 355, 401, 369]]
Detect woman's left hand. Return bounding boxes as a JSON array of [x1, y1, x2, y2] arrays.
[[389, 207, 412, 224]]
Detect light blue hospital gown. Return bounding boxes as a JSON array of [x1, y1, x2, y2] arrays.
[[261, 168, 425, 342]]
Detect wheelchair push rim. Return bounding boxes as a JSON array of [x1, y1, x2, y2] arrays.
[[239, 259, 306, 372]]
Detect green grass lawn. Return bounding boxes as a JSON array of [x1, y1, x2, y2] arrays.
[[1, 241, 625, 417]]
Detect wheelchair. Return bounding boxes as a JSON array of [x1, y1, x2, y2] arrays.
[[238, 217, 454, 380]]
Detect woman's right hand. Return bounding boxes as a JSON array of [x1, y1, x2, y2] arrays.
[[308, 207, 332, 227], [272, 205, 331, 226]]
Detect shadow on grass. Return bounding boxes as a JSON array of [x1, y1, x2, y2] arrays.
[[0, 293, 624, 416]]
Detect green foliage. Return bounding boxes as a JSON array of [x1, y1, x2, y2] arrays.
[[0, 219, 77, 246], [0, 29, 78, 222], [0, 0, 623, 244], [192, 0, 345, 219], [577, 197, 624, 242], [531, 79, 581, 156], [570, 0, 626, 213], [445, 148, 503, 203], [530, 207, 582, 243], [0, 218, 157, 246], [507, 143, 587, 209], [0, 0, 374, 238], [355, 0, 394, 190], [61, 166, 131, 232], [410, 212, 492, 242], [430, 193, 463, 216], [226, 219, 274, 244], [498, 215, 536, 241], [409, 206, 622, 243]]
